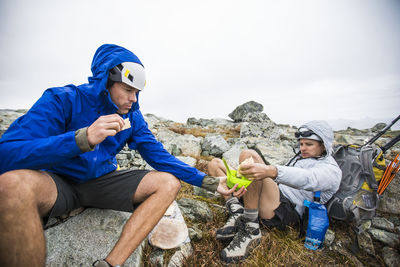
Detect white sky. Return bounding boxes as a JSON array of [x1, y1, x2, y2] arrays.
[[1, 0, 399, 129]]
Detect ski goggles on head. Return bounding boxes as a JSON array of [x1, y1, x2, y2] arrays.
[[295, 128, 322, 141]]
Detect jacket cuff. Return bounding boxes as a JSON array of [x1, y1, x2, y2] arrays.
[[75, 127, 95, 152], [201, 175, 219, 192]]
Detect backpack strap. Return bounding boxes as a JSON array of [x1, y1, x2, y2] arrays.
[[359, 146, 378, 191]]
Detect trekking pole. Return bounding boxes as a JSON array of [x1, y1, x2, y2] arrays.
[[381, 134, 400, 154], [365, 115, 400, 146], [378, 154, 400, 195], [378, 155, 394, 194]]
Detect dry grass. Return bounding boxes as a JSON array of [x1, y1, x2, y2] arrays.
[[168, 125, 241, 140], [142, 182, 374, 267]]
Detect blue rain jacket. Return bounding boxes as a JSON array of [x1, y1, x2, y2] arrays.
[[0, 44, 206, 186]]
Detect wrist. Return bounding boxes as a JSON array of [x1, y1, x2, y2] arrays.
[[271, 165, 278, 179], [201, 175, 220, 192], [75, 127, 95, 152]]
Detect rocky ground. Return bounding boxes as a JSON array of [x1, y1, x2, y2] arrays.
[[0, 102, 399, 266]]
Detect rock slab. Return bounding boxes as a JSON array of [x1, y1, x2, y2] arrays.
[[45, 208, 144, 267]]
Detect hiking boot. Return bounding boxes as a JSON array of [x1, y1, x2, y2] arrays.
[[220, 216, 262, 263], [216, 198, 244, 242], [92, 260, 121, 267]]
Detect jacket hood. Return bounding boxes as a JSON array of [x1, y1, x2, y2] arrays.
[[87, 44, 144, 113], [300, 120, 335, 157]]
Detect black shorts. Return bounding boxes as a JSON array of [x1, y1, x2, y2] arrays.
[[260, 190, 300, 230], [46, 169, 150, 220]]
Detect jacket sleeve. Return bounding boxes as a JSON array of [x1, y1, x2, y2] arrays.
[[128, 111, 206, 187], [275, 159, 342, 192], [0, 90, 82, 174]]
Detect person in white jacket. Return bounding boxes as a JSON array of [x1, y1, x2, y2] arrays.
[[208, 120, 342, 263]]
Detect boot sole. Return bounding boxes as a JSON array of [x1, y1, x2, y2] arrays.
[[216, 233, 235, 243]]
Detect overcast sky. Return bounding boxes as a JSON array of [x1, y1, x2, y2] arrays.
[[1, 0, 399, 129]]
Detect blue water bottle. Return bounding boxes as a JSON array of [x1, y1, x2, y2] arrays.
[[303, 191, 329, 250]]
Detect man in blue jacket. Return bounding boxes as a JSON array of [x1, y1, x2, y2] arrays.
[[0, 44, 244, 267]]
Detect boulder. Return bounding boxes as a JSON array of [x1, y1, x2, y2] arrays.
[[254, 141, 295, 165], [357, 231, 375, 256], [323, 229, 335, 247], [242, 112, 272, 123], [186, 117, 213, 127], [371, 122, 387, 132], [176, 135, 203, 157], [222, 141, 248, 169], [167, 243, 193, 267], [371, 217, 395, 232], [177, 198, 213, 222], [45, 208, 144, 266], [201, 134, 230, 157], [382, 247, 400, 267], [228, 101, 263, 122], [378, 173, 400, 215], [367, 228, 400, 247]]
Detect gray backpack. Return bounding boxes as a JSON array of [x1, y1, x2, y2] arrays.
[[326, 145, 382, 223]]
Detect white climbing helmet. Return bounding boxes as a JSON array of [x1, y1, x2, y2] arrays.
[[109, 62, 146, 91]]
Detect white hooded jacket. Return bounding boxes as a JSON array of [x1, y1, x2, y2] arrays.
[[275, 120, 342, 216]]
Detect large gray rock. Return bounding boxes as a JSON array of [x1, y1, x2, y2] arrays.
[[45, 208, 144, 267], [367, 228, 400, 248], [357, 231, 375, 256], [193, 186, 220, 200], [167, 243, 193, 267], [144, 113, 172, 129], [382, 246, 400, 267], [242, 112, 272, 123], [222, 141, 248, 169], [177, 198, 213, 222], [378, 172, 400, 215], [323, 229, 335, 247], [254, 141, 295, 165], [176, 135, 203, 157], [156, 129, 203, 157], [186, 117, 214, 127], [371, 217, 395, 232], [228, 101, 263, 122], [201, 134, 230, 157]]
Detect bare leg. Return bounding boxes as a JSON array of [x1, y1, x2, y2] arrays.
[[105, 171, 181, 266], [0, 170, 58, 267], [240, 149, 280, 219], [208, 158, 226, 177]]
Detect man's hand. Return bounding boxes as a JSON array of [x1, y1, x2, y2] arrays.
[[87, 114, 125, 147], [216, 176, 247, 198], [239, 163, 277, 180]]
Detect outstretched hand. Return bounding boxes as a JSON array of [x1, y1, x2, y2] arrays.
[[216, 176, 247, 198], [87, 114, 125, 147]]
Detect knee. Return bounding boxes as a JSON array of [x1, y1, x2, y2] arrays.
[[240, 149, 261, 162], [208, 158, 223, 173], [159, 172, 181, 196], [240, 149, 257, 158], [0, 170, 33, 203]]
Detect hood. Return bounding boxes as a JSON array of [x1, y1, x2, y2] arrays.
[[87, 44, 144, 113], [300, 120, 335, 157]]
